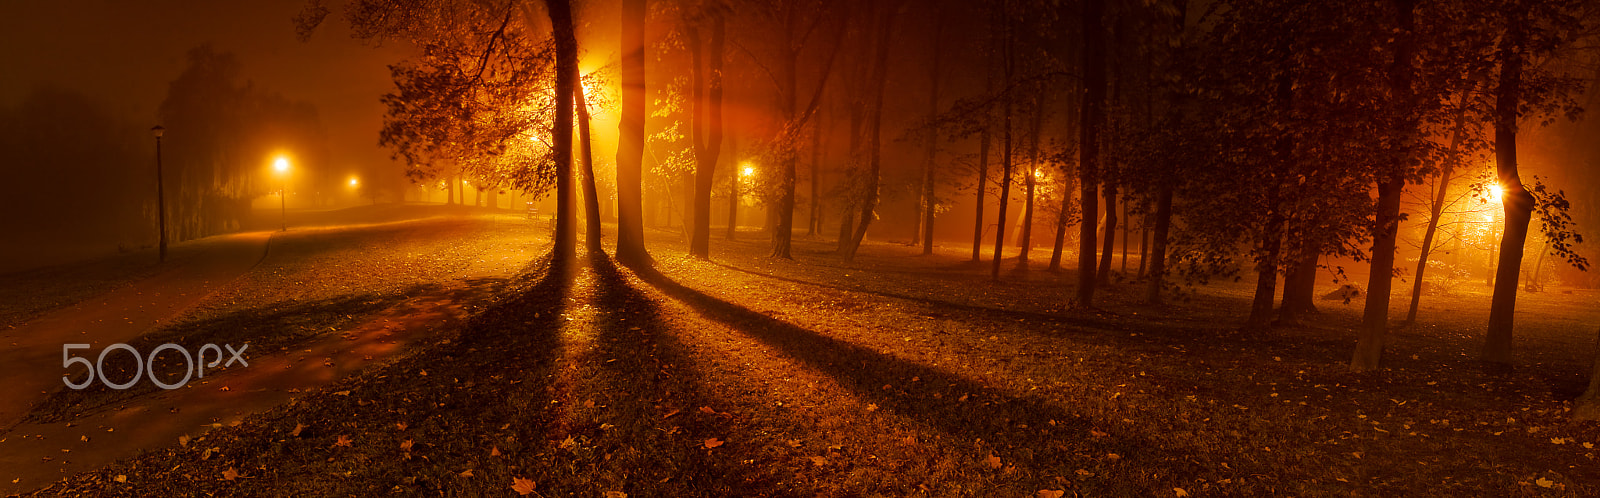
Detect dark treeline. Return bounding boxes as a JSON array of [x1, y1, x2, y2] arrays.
[[312, 0, 1600, 373]]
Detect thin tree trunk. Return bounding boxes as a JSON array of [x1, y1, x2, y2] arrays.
[[971, 108, 991, 262], [1121, 198, 1130, 272], [844, 2, 900, 261], [727, 135, 739, 240], [989, 4, 1015, 280], [615, 0, 650, 265], [576, 73, 604, 254], [921, 13, 942, 256], [1097, 186, 1117, 284], [808, 118, 822, 236], [1138, 209, 1150, 277], [1247, 185, 1285, 329], [1017, 96, 1041, 267], [1405, 91, 1472, 323], [1075, 0, 1105, 307]]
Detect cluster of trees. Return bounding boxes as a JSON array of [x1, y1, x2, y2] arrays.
[[301, 0, 1598, 375], [158, 46, 332, 240]]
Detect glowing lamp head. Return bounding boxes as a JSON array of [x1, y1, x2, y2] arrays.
[[273, 157, 290, 173], [742, 166, 754, 177], [348, 177, 359, 187]]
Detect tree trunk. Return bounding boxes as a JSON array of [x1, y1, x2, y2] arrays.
[[1247, 185, 1285, 329], [1121, 198, 1130, 272], [843, 3, 900, 261], [1017, 97, 1041, 267], [1484, 13, 1532, 366], [1405, 90, 1473, 322], [989, 5, 1015, 280], [1145, 185, 1172, 303], [1137, 208, 1150, 277], [1074, 0, 1105, 307], [548, 0, 578, 263], [1096, 186, 1117, 284], [1575, 327, 1600, 421], [971, 109, 991, 262], [576, 72, 604, 255], [615, 0, 650, 265], [727, 135, 740, 241], [1352, 0, 1415, 372], [808, 118, 822, 237], [920, 8, 943, 256], [1278, 241, 1320, 325], [688, 12, 725, 259]]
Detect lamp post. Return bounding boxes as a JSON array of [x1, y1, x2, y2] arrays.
[[151, 125, 167, 263], [274, 156, 290, 231]]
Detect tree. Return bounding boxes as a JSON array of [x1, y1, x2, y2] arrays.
[[616, 0, 651, 265], [687, 3, 727, 260], [1074, 0, 1106, 307], [840, 0, 905, 261]]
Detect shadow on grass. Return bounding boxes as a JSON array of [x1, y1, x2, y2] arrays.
[[538, 253, 784, 496], [631, 265, 1198, 490]]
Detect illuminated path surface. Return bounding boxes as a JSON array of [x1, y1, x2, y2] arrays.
[[0, 212, 543, 494]]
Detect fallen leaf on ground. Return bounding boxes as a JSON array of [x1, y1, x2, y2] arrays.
[[810, 456, 827, 466], [1174, 488, 1189, 497], [704, 438, 725, 449], [664, 408, 681, 419], [178, 435, 190, 446], [866, 404, 878, 412], [558, 436, 574, 450], [493, 445, 504, 456], [1536, 477, 1554, 488], [396, 422, 407, 431], [511, 477, 536, 495], [400, 439, 414, 451], [1037, 490, 1065, 498], [604, 492, 628, 498], [984, 454, 1002, 469], [332, 435, 352, 448], [291, 424, 306, 437], [458, 469, 473, 477], [221, 468, 239, 481], [114, 475, 126, 483], [787, 439, 802, 447], [699, 406, 717, 415]]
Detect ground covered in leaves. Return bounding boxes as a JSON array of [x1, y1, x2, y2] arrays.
[[22, 227, 1600, 497]]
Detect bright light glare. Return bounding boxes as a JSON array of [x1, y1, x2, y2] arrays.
[[273, 157, 290, 173], [348, 177, 359, 187], [1488, 183, 1504, 203], [742, 166, 754, 177]]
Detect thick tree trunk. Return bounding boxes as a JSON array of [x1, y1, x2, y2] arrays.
[[1075, 0, 1105, 307], [615, 0, 650, 265], [1138, 209, 1150, 277], [1247, 186, 1284, 329], [1278, 244, 1320, 325], [548, 0, 578, 262], [1352, 0, 1415, 372], [1484, 1, 1532, 368], [1121, 199, 1130, 272], [1146, 185, 1172, 303], [1575, 328, 1600, 421], [687, 13, 725, 259]]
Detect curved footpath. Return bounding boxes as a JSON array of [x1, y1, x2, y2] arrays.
[[0, 231, 271, 494]]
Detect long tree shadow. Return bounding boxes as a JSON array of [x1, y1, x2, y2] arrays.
[[631, 265, 1202, 491], [546, 253, 787, 496]]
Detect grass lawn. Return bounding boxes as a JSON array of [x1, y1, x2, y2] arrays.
[[25, 231, 1600, 497]]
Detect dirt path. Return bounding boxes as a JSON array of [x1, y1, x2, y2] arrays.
[[0, 231, 273, 433], [0, 213, 544, 495]]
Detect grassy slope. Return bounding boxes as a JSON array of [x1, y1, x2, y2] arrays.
[[27, 233, 1600, 497]]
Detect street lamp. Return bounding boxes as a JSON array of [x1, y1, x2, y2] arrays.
[[274, 156, 290, 231], [151, 125, 167, 263]]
